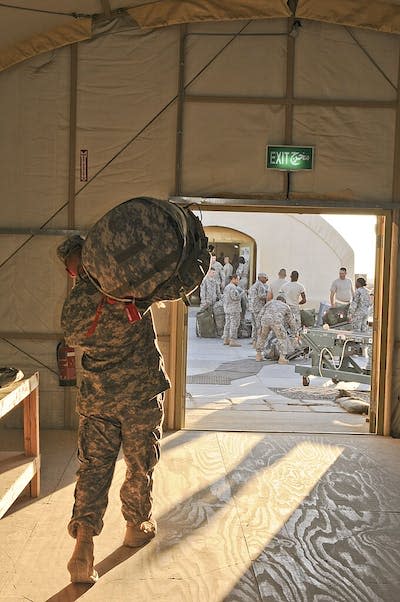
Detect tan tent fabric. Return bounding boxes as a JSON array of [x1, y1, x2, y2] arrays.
[[297, 0, 400, 35], [0, 12, 399, 432], [127, 0, 291, 29], [0, 17, 92, 72]]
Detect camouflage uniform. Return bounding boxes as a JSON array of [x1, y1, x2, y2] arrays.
[[236, 261, 249, 290], [349, 286, 370, 331], [61, 274, 170, 538], [222, 261, 233, 287], [211, 260, 224, 293], [200, 274, 220, 309], [256, 299, 297, 356], [248, 280, 269, 343], [222, 282, 241, 340]]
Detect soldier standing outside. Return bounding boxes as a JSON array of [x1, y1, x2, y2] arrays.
[[330, 267, 354, 307], [222, 256, 234, 288], [248, 273, 269, 347], [281, 270, 306, 331], [236, 256, 250, 290], [57, 235, 170, 584], [348, 277, 370, 331], [222, 274, 242, 347], [269, 268, 288, 300], [199, 267, 221, 310], [210, 254, 224, 293], [255, 294, 298, 364]]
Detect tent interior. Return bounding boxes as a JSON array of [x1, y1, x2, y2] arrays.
[[1, 1, 399, 436], [1, 2, 400, 600]]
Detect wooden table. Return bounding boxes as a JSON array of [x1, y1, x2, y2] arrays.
[[0, 372, 40, 519]]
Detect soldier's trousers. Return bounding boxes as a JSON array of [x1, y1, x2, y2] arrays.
[[351, 312, 368, 332], [251, 310, 262, 342], [68, 393, 164, 538], [223, 311, 241, 340], [289, 305, 301, 331], [256, 321, 288, 356]]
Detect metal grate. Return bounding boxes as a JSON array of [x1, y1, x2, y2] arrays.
[[187, 373, 232, 385]]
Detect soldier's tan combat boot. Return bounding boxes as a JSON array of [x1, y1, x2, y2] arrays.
[[123, 519, 157, 548], [223, 338, 229, 345], [67, 525, 98, 584], [255, 352, 263, 362], [278, 355, 289, 365], [229, 340, 241, 347]]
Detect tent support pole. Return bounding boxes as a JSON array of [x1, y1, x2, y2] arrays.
[[383, 47, 400, 436], [64, 43, 79, 430], [174, 24, 186, 196]]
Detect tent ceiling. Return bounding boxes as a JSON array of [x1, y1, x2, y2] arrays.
[[0, 0, 399, 72]]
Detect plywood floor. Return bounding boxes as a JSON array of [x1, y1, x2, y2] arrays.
[[1, 429, 400, 601]]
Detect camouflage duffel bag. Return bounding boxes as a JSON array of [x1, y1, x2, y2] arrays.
[[300, 308, 316, 327], [213, 301, 225, 337], [323, 304, 350, 326], [82, 197, 210, 303], [196, 307, 216, 338]]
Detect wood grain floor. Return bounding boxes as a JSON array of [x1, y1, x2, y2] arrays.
[[0, 429, 399, 601]]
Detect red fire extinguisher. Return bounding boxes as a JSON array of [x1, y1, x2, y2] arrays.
[[57, 340, 77, 387]]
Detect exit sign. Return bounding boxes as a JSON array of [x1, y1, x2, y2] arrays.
[[266, 145, 314, 171]]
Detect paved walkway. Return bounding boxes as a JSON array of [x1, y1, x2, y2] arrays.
[[185, 308, 370, 434]]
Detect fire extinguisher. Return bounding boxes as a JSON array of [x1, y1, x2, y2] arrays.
[[57, 340, 77, 387]]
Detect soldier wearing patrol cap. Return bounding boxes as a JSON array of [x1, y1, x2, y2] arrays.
[[57, 235, 170, 584]]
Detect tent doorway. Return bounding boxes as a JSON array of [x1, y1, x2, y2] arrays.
[[168, 201, 394, 436]]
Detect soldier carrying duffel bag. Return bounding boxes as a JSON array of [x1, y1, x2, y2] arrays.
[[57, 197, 210, 584]]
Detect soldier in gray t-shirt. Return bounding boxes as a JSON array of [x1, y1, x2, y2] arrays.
[[330, 267, 354, 306]]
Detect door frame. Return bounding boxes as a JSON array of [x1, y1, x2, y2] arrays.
[[168, 198, 398, 436]]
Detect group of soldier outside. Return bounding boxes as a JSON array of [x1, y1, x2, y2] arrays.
[[199, 256, 373, 365]]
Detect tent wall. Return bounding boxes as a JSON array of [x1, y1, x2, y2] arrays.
[[0, 14, 400, 434]]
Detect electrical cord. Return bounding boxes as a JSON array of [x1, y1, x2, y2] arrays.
[[318, 338, 352, 378]]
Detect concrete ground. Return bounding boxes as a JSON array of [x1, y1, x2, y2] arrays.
[[185, 308, 370, 434]]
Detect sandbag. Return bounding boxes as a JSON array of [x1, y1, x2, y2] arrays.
[[82, 197, 210, 302]]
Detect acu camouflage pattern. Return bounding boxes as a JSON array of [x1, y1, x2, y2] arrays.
[[61, 273, 170, 537], [248, 280, 269, 342], [56, 234, 85, 262], [256, 299, 297, 356], [236, 261, 249, 289], [200, 274, 221, 309], [69, 394, 163, 537], [82, 197, 210, 302], [61, 276, 170, 407], [222, 282, 242, 340], [349, 286, 370, 332]]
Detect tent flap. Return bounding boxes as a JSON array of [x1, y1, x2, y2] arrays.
[[297, 0, 400, 35], [127, 0, 291, 30], [0, 17, 92, 73]]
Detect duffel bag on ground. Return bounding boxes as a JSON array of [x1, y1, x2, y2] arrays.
[[196, 307, 217, 338]]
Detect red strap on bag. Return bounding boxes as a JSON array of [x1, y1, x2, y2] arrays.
[[85, 297, 142, 337], [85, 296, 106, 337]]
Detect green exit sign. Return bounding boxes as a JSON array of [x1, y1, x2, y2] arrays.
[[266, 145, 314, 171]]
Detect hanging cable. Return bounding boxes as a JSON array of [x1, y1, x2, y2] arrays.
[[0, 20, 254, 270], [0, 2, 91, 17], [1, 337, 58, 376]]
